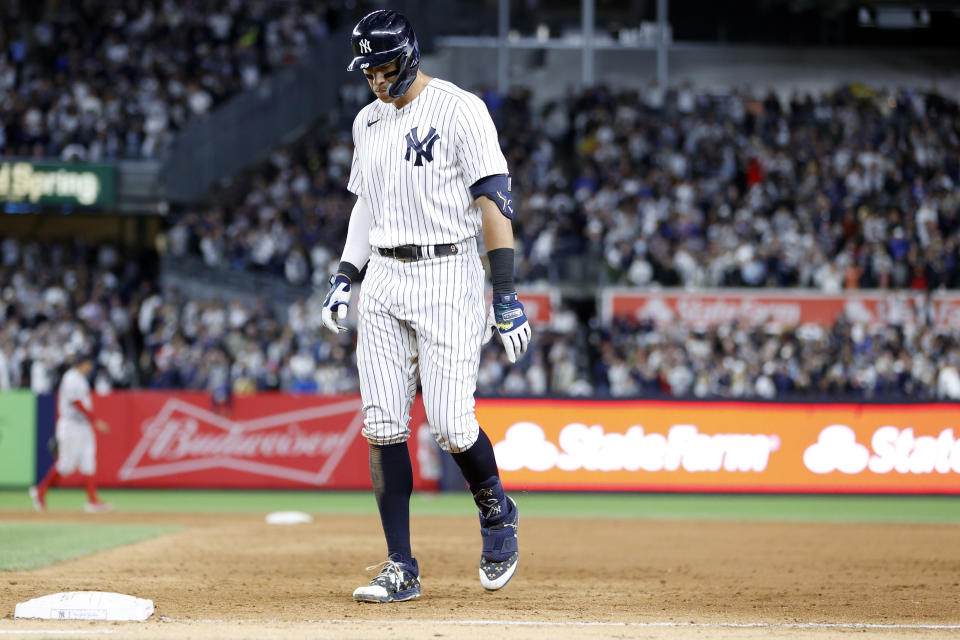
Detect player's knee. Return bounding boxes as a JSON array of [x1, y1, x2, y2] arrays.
[[427, 419, 479, 454], [361, 406, 412, 446], [361, 424, 411, 446]]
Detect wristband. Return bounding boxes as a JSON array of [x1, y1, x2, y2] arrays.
[[487, 248, 515, 296], [337, 261, 361, 283]]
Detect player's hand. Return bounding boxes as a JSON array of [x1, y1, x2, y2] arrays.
[[484, 293, 531, 364], [94, 419, 110, 434], [321, 274, 352, 333]]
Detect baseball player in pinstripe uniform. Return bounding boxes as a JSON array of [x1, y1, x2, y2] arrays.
[[321, 9, 531, 603]]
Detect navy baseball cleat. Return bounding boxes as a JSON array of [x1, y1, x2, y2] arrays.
[[479, 497, 519, 590], [353, 556, 421, 603]]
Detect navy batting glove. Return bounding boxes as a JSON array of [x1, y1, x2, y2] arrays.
[[485, 293, 531, 364], [321, 274, 352, 333]]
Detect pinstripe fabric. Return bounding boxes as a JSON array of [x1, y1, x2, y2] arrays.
[[349, 77, 507, 453], [357, 242, 486, 452], [348, 79, 508, 248]]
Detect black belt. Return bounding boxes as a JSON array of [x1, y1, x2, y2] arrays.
[[377, 244, 460, 262]]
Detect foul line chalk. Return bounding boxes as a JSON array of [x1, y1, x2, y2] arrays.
[[159, 616, 960, 630], [0, 632, 115, 635]]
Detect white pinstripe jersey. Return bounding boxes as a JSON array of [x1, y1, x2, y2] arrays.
[[347, 78, 508, 248]]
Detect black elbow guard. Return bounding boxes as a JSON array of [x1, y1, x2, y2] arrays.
[[470, 174, 514, 219]]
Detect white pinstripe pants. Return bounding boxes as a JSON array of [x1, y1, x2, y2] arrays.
[[357, 242, 486, 453]]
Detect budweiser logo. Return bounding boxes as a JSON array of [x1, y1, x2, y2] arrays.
[[119, 398, 363, 485]]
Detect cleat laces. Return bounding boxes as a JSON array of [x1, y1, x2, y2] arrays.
[[365, 560, 405, 589]]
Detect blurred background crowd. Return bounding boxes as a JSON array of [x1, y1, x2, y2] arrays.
[[2, 235, 958, 401], [1, 0, 335, 160], [1, 0, 958, 401], [162, 84, 960, 292]]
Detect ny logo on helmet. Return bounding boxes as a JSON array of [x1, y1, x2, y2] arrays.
[[359, 39, 372, 54], [404, 127, 440, 166]]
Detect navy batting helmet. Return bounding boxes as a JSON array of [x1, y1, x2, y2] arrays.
[[347, 10, 420, 99]]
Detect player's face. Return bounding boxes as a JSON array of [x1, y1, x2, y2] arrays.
[[363, 60, 400, 102]]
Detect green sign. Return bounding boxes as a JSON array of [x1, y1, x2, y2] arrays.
[[0, 160, 116, 207], [0, 391, 36, 487]]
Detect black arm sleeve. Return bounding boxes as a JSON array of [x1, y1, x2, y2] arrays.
[[337, 261, 362, 283], [487, 248, 515, 296]]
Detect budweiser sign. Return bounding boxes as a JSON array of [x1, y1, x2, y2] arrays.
[[118, 397, 363, 485], [83, 392, 435, 489]]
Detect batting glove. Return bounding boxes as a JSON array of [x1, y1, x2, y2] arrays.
[[484, 293, 531, 364], [321, 274, 352, 333]]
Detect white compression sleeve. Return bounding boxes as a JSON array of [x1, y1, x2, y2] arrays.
[[341, 195, 373, 270]]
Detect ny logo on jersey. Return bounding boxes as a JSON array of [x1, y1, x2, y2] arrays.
[[359, 39, 372, 54], [404, 126, 440, 167]]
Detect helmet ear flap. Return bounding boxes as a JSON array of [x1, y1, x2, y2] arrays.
[[386, 51, 409, 98], [386, 40, 420, 98]]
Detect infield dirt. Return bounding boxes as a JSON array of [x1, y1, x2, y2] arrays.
[[1, 511, 958, 639]]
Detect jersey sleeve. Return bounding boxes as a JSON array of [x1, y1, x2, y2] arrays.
[[346, 115, 363, 196], [78, 382, 93, 411], [62, 371, 92, 413], [455, 95, 509, 188]]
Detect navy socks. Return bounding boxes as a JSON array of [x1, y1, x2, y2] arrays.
[[370, 430, 509, 565], [369, 442, 413, 562], [451, 430, 510, 525]]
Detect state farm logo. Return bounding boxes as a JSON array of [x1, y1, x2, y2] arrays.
[[804, 424, 960, 475], [119, 398, 363, 485], [635, 296, 802, 327], [493, 422, 779, 473]]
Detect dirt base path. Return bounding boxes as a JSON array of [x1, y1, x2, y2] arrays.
[[2, 511, 958, 639]]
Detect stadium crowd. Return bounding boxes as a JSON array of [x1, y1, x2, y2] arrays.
[[162, 83, 960, 292], [2, 239, 959, 400], [0, 239, 358, 395], [3, 77, 960, 400], [0, 0, 334, 160]]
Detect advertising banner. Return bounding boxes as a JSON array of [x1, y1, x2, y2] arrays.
[[68, 392, 438, 490], [0, 160, 116, 207], [601, 288, 960, 330], [0, 391, 37, 487], [478, 399, 960, 493], [506, 287, 558, 326]]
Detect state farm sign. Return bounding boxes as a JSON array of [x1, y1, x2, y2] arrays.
[[495, 422, 779, 473], [600, 288, 960, 329], [804, 425, 960, 475], [86, 392, 437, 490], [477, 399, 960, 493]]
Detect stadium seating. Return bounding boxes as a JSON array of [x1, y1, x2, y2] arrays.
[[0, 1, 333, 160], [164, 84, 960, 290]]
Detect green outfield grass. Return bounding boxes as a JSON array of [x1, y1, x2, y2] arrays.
[[0, 522, 179, 571], [1, 488, 958, 524]]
